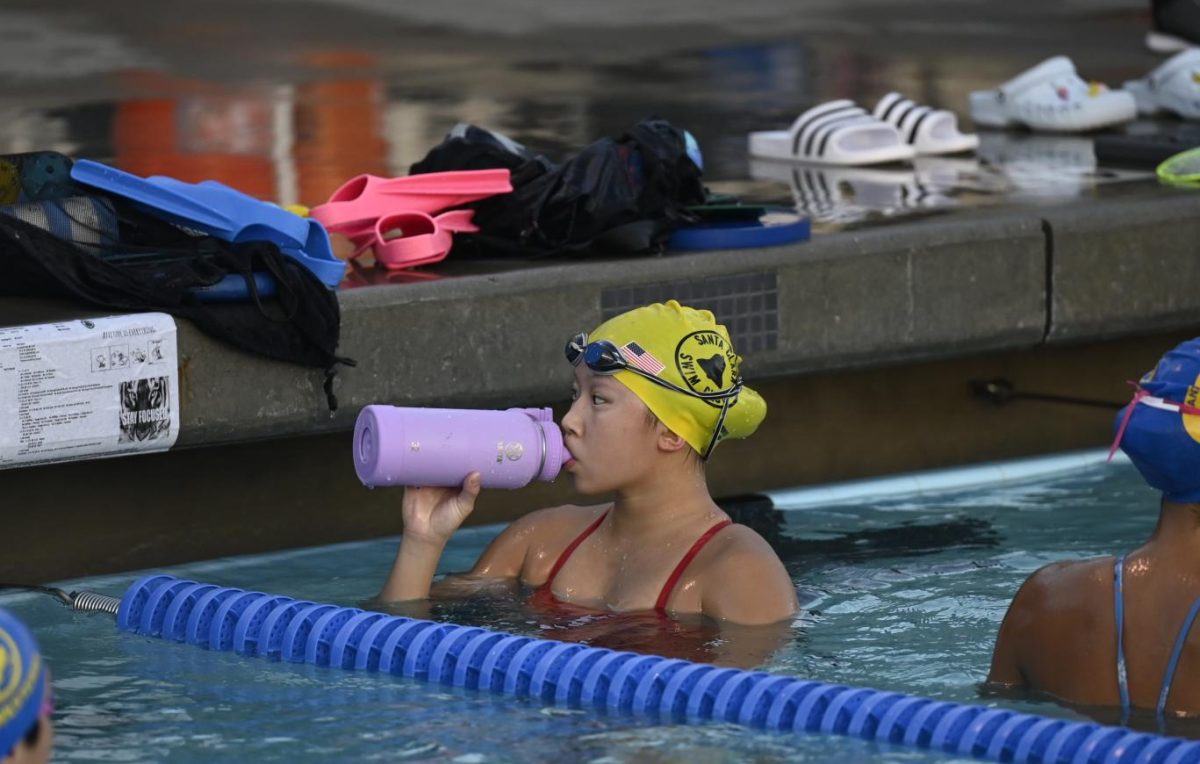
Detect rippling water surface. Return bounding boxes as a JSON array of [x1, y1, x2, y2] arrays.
[[5, 460, 1162, 762]]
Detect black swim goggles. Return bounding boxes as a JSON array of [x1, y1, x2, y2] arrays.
[[565, 331, 742, 460]]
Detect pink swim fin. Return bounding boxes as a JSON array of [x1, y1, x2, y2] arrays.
[[367, 209, 479, 270], [310, 169, 511, 241]]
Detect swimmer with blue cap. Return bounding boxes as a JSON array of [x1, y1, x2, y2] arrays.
[[379, 301, 798, 636], [0, 608, 52, 764], [988, 337, 1200, 721]]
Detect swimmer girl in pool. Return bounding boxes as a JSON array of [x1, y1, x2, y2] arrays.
[[988, 338, 1200, 723], [379, 301, 799, 630]]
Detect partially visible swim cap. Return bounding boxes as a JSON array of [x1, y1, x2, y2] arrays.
[[1114, 337, 1200, 502], [0, 608, 46, 757], [588, 300, 766, 455]]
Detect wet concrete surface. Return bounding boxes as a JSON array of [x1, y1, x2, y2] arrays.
[[0, 0, 1192, 273]]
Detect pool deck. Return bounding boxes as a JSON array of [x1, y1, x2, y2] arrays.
[[5, 188, 1200, 448], [224, 189, 1200, 441]]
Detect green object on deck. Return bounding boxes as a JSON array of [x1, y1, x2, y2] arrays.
[[1157, 146, 1200, 187]]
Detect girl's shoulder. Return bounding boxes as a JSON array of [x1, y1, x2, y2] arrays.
[[692, 521, 798, 623], [506, 503, 613, 586], [684, 520, 790, 587], [1020, 556, 1117, 595], [705, 520, 780, 558], [472, 503, 612, 581], [994, 557, 1117, 641], [508, 502, 613, 549]]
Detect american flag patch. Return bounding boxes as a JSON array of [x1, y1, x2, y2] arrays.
[[620, 342, 665, 376]]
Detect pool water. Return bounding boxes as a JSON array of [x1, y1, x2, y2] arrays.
[[3, 459, 1166, 762]]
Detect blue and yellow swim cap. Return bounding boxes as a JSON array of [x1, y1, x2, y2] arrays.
[[1114, 337, 1200, 502], [0, 608, 46, 756], [588, 300, 767, 455]]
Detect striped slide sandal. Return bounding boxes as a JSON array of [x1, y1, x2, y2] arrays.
[[748, 100, 916, 166], [873, 93, 979, 155]]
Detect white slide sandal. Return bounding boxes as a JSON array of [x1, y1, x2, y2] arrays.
[[873, 93, 979, 155], [748, 100, 917, 166], [969, 56, 1136, 132], [1123, 48, 1200, 120]]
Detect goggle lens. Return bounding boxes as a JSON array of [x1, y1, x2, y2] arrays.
[[564, 332, 587, 367], [582, 342, 624, 374]]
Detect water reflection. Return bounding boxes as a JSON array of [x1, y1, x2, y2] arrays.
[[342, 258, 443, 287], [976, 132, 1100, 195], [749, 158, 959, 229], [0, 29, 1169, 272], [744, 130, 1158, 230]]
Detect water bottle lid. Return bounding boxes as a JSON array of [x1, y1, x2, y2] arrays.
[[352, 406, 384, 484], [538, 420, 570, 482], [357, 422, 374, 465]]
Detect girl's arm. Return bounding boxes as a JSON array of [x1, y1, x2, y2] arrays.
[[379, 477, 558, 602], [379, 474, 482, 602]]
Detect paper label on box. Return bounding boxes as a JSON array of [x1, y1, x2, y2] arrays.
[[0, 313, 180, 469]]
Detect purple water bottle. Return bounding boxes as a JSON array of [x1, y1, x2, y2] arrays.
[[353, 405, 572, 488]]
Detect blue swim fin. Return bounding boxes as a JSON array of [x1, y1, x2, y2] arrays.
[[279, 220, 344, 289], [70, 160, 309, 247], [70, 160, 345, 289]]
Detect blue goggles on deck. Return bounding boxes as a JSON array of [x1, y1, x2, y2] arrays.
[[565, 332, 741, 460]]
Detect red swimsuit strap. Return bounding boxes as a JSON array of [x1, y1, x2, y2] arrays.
[[655, 519, 733, 613], [540, 512, 733, 614], [542, 509, 610, 589]]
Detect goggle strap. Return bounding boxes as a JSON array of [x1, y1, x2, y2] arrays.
[[1107, 384, 1200, 462], [570, 334, 742, 401], [1108, 387, 1147, 463], [628, 364, 742, 402], [702, 396, 732, 461], [1140, 394, 1200, 415]]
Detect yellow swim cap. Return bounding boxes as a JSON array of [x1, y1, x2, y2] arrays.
[[587, 300, 766, 456]]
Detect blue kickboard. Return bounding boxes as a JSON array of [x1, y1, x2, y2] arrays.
[[668, 215, 811, 251], [70, 160, 345, 290]]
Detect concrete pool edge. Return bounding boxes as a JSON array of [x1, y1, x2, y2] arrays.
[[2, 192, 1199, 449], [170, 208, 1050, 445], [179, 192, 1200, 446], [768, 449, 1131, 509]]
